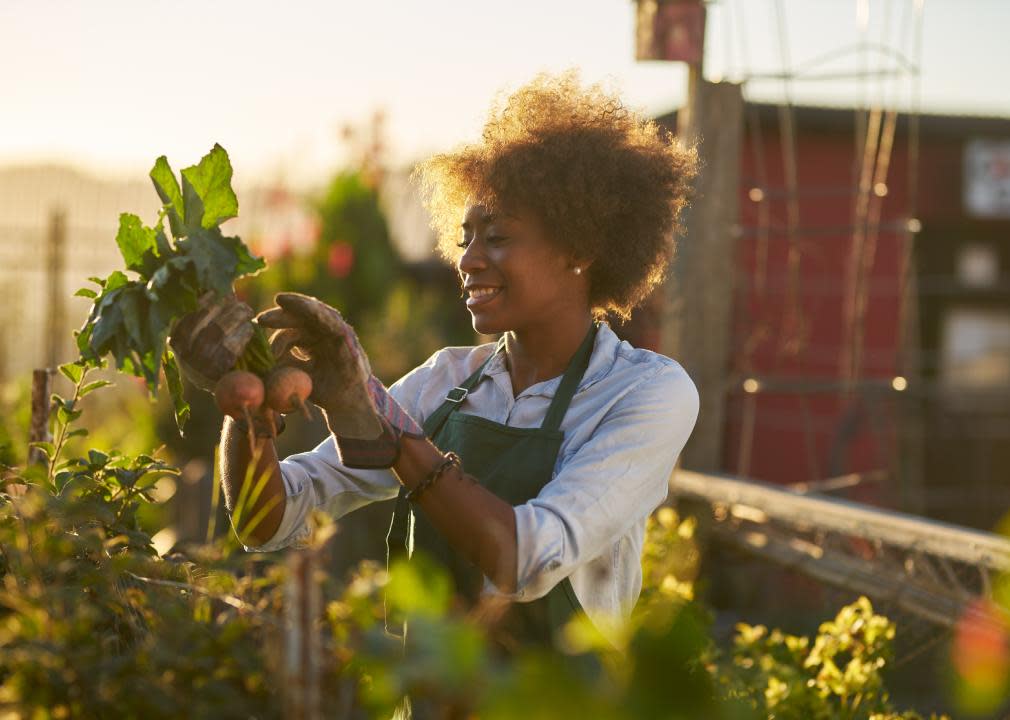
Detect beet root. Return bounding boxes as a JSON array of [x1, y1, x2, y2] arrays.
[[214, 370, 265, 419], [265, 367, 313, 418]]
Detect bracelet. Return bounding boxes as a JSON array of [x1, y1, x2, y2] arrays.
[[405, 451, 461, 504]]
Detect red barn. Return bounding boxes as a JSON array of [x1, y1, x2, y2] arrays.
[[645, 103, 1010, 529]]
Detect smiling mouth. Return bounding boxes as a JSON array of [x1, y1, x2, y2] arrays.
[[465, 287, 502, 308]]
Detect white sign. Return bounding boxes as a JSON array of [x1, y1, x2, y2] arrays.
[[964, 139, 1010, 218], [941, 307, 1010, 390]]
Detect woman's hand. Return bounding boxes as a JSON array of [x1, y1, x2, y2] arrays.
[[257, 293, 423, 468], [257, 293, 380, 438], [169, 292, 255, 391]]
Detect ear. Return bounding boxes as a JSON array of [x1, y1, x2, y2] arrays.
[[568, 256, 595, 274]]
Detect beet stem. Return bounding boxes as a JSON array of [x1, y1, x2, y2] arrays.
[[242, 405, 256, 451], [295, 395, 312, 420]]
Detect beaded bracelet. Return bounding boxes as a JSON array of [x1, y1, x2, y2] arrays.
[[405, 451, 461, 503]]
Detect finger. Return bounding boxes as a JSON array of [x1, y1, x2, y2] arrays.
[[274, 292, 317, 316], [276, 293, 345, 326], [256, 307, 307, 329], [275, 353, 313, 374], [269, 328, 309, 359]]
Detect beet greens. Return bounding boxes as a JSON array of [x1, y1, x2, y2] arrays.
[[76, 144, 264, 430]]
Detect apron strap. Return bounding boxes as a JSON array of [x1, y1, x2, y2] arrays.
[[421, 335, 505, 439], [540, 322, 598, 432], [389, 338, 505, 576]]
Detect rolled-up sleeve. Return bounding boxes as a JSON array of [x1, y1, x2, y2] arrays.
[[510, 363, 699, 600], [246, 438, 402, 552]]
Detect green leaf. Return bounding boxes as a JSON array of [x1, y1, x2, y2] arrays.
[[74, 287, 98, 299], [146, 255, 197, 312], [29, 441, 55, 460], [56, 457, 85, 471], [150, 155, 186, 237], [385, 555, 451, 618], [66, 428, 89, 438], [115, 213, 158, 276], [114, 287, 149, 354], [162, 349, 190, 432], [59, 362, 85, 384], [178, 227, 242, 296], [79, 380, 113, 396], [180, 144, 238, 230], [105, 270, 130, 291], [139, 348, 162, 390], [220, 232, 266, 278], [54, 470, 73, 491], [75, 322, 94, 356], [56, 405, 82, 425], [88, 449, 109, 468], [180, 174, 206, 234], [154, 225, 173, 257], [87, 299, 124, 356]]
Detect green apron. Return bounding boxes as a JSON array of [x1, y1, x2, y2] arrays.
[[387, 322, 599, 650]]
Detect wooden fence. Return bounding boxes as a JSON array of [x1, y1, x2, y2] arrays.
[[670, 469, 1010, 629]]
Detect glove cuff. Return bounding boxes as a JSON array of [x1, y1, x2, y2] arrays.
[[334, 416, 423, 469]]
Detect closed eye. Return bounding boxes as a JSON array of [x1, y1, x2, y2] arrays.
[[455, 234, 508, 249]]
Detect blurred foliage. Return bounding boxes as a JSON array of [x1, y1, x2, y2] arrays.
[[0, 377, 956, 718], [0, 377, 31, 467], [717, 596, 947, 719], [641, 507, 700, 605]]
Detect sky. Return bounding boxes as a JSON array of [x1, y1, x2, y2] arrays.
[[1, 0, 1008, 188]]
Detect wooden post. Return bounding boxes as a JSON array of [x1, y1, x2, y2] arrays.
[[284, 549, 321, 720], [661, 69, 744, 473], [45, 208, 67, 368], [28, 369, 54, 466], [895, 228, 925, 514]]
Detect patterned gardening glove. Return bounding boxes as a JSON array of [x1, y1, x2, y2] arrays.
[[256, 292, 424, 469], [168, 292, 255, 391]]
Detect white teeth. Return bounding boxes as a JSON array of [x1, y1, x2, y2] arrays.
[[469, 287, 499, 297]]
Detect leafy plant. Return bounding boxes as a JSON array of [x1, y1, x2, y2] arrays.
[[719, 596, 948, 720], [75, 145, 266, 430]]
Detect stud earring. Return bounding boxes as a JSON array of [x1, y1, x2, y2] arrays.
[[573, 267, 582, 275]]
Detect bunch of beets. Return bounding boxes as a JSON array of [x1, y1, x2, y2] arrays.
[[78, 144, 313, 444]]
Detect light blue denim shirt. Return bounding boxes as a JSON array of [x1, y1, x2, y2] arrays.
[[256, 322, 699, 636]]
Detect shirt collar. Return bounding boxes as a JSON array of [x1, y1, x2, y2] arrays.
[[478, 322, 618, 399]]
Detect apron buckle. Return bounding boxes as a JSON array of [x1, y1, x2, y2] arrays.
[[445, 387, 469, 404]]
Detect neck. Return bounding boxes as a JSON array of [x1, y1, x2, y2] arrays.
[[504, 313, 594, 396]]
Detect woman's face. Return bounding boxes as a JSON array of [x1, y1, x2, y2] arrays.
[[457, 203, 588, 336]]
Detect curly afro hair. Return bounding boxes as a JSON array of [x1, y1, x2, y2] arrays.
[[413, 71, 697, 321]]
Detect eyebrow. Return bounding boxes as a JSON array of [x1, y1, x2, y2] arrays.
[[460, 212, 498, 230]]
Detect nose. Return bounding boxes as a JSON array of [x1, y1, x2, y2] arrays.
[[456, 237, 487, 277]]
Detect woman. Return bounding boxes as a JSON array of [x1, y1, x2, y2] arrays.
[[174, 72, 699, 652]]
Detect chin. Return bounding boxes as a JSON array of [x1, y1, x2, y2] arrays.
[[469, 311, 508, 337]]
